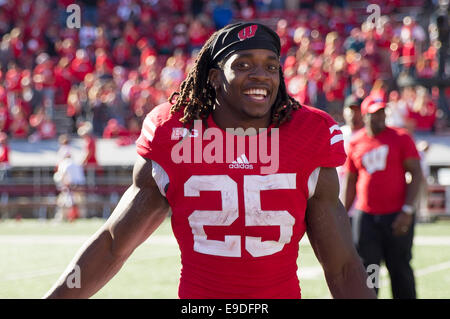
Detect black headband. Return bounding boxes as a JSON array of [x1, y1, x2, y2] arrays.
[[209, 22, 281, 67]]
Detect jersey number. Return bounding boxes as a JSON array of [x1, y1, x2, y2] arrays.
[[185, 174, 296, 258]]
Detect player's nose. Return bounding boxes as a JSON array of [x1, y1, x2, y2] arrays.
[[248, 65, 271, 81]]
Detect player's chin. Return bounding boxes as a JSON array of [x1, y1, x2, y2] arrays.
[[242, 104, 272, 119], [242, 96, 274, 117]]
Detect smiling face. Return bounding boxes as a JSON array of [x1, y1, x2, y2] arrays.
[[208, 49, 281, 130]]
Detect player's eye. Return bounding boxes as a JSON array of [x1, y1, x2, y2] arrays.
[[234, 61, 251, 69], [267, 64, 280, 72]]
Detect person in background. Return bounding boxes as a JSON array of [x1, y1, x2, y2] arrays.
[[407, 87, 437, 135], [0, 101, 11, 134], [10, 109, 29, 139], [77, 121, 98, 172], [385, 90, 408, 129], [32, 53, 55, 118], [28, 108, 57, 142], [0, 132, 10, 182], [102, 118, 128, 139], [344, 95, 423, 299], [53, 152, 86, 222], [338, 94, 364, 241], [415, 140, 430, 221], [56, 134, 72, 169], [341, 94, 364, 150]]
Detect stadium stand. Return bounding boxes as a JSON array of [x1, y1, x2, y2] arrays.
[[0, 0, 449, 220]]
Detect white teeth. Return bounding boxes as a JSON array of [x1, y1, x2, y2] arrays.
[[244, 88, 268, 97]]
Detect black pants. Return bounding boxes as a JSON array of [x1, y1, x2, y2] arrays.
[[354, 211, 416, 299]]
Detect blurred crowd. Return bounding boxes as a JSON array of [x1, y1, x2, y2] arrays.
[[0, 0, 448, 147]]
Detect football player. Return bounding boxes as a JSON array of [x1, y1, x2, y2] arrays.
[[45, 23, 375, 299]]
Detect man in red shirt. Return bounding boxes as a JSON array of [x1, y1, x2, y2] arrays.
[[77, 121, 98, 169], [344, 95, 423, 299], [70, 49, 94, 83], [45, 23, 375, 299], [102, 118, 128, 139], [33, 53, 56, 118], [0, 132, 10, 182]]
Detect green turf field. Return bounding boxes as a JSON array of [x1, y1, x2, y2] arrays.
[[1, 218, 449, 299]]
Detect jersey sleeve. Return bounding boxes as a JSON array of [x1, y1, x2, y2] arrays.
[[135, 103, 176, 188], [135, 102, 173, 163], [315, 115, 347, 168], [136, 112, 159, 160]]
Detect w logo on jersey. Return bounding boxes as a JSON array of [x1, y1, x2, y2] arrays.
[[362, 145, 389, 174], [238, 25, 258, 41]]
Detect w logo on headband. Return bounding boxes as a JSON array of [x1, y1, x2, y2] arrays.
[[237, 25, 258, 41]]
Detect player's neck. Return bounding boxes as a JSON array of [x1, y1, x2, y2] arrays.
[[211, 107, 272, 132], [365, 125, 386, 137]]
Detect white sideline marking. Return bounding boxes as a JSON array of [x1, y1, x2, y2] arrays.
[[416, 261, 450, 277], [414, 237, 450, 246], [297, 267, 323, 279], [299, 236, 450, 246], [315, 260, 450, 298], [0, 251, 180, 282], [1, 234, 449, 287], [378, 261, 450, 288], [2, 268, 62, 281], [0, 234, 177, 245]]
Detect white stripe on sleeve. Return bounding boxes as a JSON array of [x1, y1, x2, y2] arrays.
[[330, 134, 344, 145], [142, 127, 154, 142], [329, 124, 341, 134], [151, 160, 169, 197], [307, 167, 321, 199]]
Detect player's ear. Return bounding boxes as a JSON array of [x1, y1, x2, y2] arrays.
[[208, 68, 220, 91]]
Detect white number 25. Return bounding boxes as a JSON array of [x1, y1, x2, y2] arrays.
[[185, 174, 296, 258]]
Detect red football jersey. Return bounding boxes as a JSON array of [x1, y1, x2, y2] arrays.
[[346, 126, 419, 214], [136, 102, 346, 298]]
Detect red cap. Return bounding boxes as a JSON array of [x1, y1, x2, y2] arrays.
[[361, 95, 387, 115]]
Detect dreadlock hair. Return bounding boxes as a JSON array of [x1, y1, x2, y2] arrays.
[[169, 31, 302, 128]]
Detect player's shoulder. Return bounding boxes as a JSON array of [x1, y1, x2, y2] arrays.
[[144, 102, 182, 126], [386, 126, 412, 137], [290, 104, 339, 130], [139, 102, 186, 145], [288, 105, 346, 167], [287, 105, 345, 149], [350, 127, 366, 140], [346, 127, 366, 148], [381, 126, 415, 146]]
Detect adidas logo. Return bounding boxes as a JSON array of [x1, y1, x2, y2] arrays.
[[229, 154, 254, 169]]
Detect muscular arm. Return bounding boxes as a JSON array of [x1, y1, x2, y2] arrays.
[[44, 156, 170, 298], [306, 167, 376, 299], [392, 158, 423, 236], [403, 158, 423, 207]]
